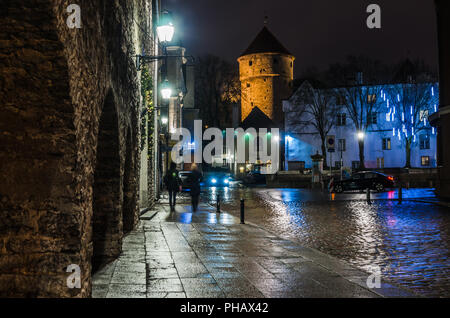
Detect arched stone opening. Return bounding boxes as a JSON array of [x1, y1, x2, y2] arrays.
[[92, 91, 122, 273], [122, 128, 137, 234]]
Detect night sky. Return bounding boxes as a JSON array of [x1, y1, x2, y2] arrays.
[[165, 0, 438, 77]]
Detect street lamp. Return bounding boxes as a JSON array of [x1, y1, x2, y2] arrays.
[[161, 79, 172, 99], [357, 131, 365, 140], [157, 10, 175, 43], [161, 116, 168, 125]]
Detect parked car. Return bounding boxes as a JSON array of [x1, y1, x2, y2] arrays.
[[333, 171, 395, 193]]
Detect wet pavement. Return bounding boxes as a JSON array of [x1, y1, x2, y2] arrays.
[[92, 202, 414, 298], [203, 187, 450, 298]]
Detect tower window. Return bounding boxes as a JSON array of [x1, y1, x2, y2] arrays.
[[247, 83, 250, 88], [290, 62, 293, 67], [249, 61, 253, 66]]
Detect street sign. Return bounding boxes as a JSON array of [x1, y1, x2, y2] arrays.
[[326, 135, 335, 153]]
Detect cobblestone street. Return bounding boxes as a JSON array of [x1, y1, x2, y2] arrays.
[[211, 187, 450, 297], [92, 202, 414, 298]]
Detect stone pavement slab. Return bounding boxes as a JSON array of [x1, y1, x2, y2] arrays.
[[92, 202, 417, 298]]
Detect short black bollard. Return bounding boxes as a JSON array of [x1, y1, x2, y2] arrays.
[[398, 185, 403, 204], [240, 199, 245, 224], [216, 194, 221, 213], [366, 188, 372, 205]]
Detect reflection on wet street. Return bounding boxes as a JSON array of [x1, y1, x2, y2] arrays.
[[201, 186, 450, 297]]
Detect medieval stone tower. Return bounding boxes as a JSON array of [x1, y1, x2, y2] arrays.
[[238, 25, 295, 126]]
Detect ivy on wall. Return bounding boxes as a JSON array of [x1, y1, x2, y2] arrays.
[[140, 65, 154, 153]]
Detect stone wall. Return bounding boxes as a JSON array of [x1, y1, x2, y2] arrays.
[[238, 52, 295, 125], [0, 0, 152, 297]]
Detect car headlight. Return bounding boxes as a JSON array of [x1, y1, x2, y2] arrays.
[[224, 178, 229, 184], [211, 178, 217, 184]]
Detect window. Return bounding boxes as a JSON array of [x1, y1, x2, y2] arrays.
[[273, 58, 278, 64], [367, 94, 377, 103], [337, 113, 347, 126], [299, 161, 305, 170], [338, 139, 346, 152], [352, 161, 360, 169], [290, 62, 293, 67], [382, 138, 391, 150], [377, 157, 384, 169], [420, 110, 429, 122], [223, 159, 227, 167], [421, 156, 430, 166], [368, 112, 377, 125], [420, 134, 430, 150], [247, 83, 250, 88], [249, 61, 253, 66], [364, 173, 376, 179]]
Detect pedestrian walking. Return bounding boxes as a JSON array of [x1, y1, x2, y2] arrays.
[[188, 164, 203, 212], [164, 162, 182, 212]]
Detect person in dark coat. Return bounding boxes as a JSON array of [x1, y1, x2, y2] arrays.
[[164, 162, 182, 211], [188, 164, 202, 212]]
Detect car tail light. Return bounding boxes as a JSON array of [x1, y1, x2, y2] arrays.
[[388, 176, 394, 181]]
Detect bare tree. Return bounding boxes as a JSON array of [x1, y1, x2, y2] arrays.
[[194, 54, 239, 128], [286, 80, 336, 167], [387, 60, 438, 167], [327, 56, 387, 169]]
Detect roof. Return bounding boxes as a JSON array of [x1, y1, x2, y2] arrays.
[[239, 107, 279, 130], [240, 26, 292, 57]]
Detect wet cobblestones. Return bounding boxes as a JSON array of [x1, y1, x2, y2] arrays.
[[214, 187, 450, 297]]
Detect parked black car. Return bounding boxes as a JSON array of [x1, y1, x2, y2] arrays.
[[333, 171, 395, 193]]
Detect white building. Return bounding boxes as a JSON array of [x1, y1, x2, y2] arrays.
[[283, 80, 439, 170]]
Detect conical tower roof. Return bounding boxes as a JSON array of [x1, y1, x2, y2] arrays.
[[240, 26, 292, 57]]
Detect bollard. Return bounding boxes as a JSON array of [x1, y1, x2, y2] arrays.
[[240, 199, 245, 224], [398, 185, 403, 204], [216, 194, 221, 213], [366, 188, 372, 205]]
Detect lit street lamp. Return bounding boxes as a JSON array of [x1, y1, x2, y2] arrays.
[[357, 131, 365, 140], [156, 10, 175, 43], [160, 79, 172, 99]]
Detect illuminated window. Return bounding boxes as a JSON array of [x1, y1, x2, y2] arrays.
[[367, 94, 377, 103], [421, 156, 430, 166], [382, 138, 391, 150]]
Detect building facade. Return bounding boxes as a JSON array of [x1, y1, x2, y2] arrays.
[[283, 81, 439, 170]]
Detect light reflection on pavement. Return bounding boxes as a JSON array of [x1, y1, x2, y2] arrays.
[[200, 186, 450, 297]]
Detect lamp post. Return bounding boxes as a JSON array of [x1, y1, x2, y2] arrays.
[[161, 116, 170, 174], [136, 9, 175, 203]]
